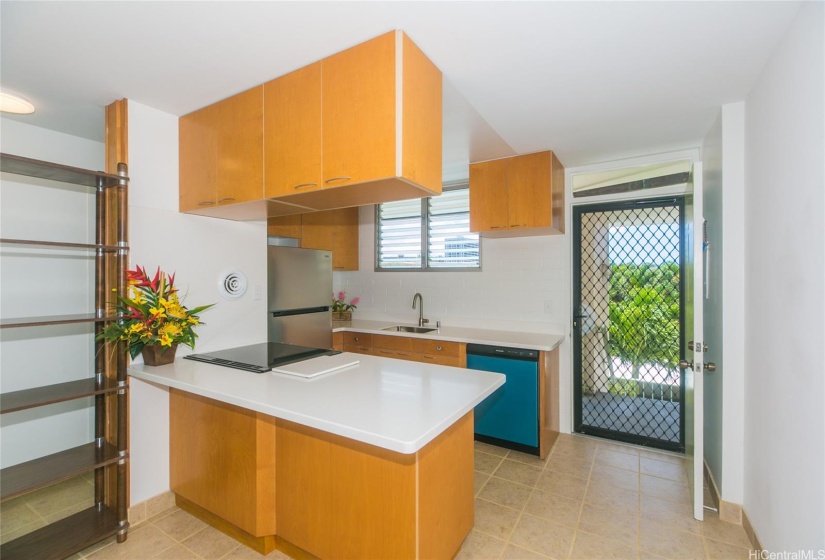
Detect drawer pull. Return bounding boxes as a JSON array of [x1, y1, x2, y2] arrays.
[[198, 200, 215, 206], [354, 337, 359, 342], [218, 197, 236, 203], [325, 176, 351, 184], [293, 183, 317, 190], [436, 346, 442, 351], [510, 223, 526, 228], [490, 225, 506, 229]]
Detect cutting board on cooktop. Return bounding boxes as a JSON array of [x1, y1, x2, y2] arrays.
[[272, 353, 360, 379]]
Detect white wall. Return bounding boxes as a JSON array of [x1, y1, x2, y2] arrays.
[[0, 118, 103, 468], [127, 101, 268, 504], [701, 102, 746, 506], [743, 2, 825, 550], [334, 206, 568, 332]]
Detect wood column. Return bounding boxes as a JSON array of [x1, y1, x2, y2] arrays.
[[103, 98, 129, 524]]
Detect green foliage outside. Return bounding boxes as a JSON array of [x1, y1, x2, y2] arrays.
[[607, 262, 680, 386], [607, 378, 639, 397]]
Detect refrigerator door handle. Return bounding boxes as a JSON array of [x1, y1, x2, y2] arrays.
[[271, 306, 331, 317]]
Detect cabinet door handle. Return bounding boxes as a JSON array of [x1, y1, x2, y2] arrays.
[[198, 200, 215, 206], [397, 352, 412, 357], [490, 225, 507, 229], [510, 223, 527, 228], [217, 197, 236, 203], [293, 183, 318, 190], [325, 176, 351, 184], [436, 346, 442, 351], [354, 337, 360, 342]]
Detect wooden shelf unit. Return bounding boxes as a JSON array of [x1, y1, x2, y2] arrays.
[[0, 313, 118, 329], [0, 152, 130, 557], [1, 441, 121, 501], [0, 505, 120, 560], [0, 153, 122, 188], [0, 238, 122, 251], [0, 377, 119, 414]]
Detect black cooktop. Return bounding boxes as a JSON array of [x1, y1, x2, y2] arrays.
[[184, 342, 339, 374]]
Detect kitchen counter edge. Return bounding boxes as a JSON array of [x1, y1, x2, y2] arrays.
[[333, 319, 564, 351], [128, 355, 504, 455]]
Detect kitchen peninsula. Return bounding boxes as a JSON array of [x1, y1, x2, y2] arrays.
[[129, 354, 504, 559]]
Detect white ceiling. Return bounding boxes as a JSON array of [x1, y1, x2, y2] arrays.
[[0, 1, 800, 172]]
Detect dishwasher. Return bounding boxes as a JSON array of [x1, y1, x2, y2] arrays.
[[466, 343, 540, 455]]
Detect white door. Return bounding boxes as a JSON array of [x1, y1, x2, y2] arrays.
[[684, 162, 704, 520]]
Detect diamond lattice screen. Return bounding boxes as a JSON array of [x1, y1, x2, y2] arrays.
[[577, 204, 682, 444]]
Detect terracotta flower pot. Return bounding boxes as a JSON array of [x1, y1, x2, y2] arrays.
[[141, 344, 178, 366]]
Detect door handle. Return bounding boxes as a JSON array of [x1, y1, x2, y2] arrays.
[[679, 359, 693, 369], [705, 362, 717, 372]]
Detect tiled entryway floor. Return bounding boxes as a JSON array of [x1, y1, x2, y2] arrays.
[[459, 434, 753, 559], [2, 434, 753, 559]]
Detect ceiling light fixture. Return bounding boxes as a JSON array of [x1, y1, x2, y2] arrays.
[[0, 90, 35, 114]]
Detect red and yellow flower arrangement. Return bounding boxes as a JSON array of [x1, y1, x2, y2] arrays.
[[98, 266, 214, 359]]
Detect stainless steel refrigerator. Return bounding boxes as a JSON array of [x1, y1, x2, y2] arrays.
[[267, 244, 333, 349]]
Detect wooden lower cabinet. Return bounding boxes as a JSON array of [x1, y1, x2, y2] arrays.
[[539, 348, 561, 458], [342, 331, 372, 354], [169, 390, 277, 546], [341, 331, 465, 367], [170, 390, 474, 559]]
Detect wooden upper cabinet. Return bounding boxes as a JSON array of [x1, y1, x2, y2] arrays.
[[181, 31, 441, 220], [267, 215, 302, 239], [180, 86, 263, 212], [508, 151, 553, 230], [469, 150, 565, 237], [299, 207, 359, 271], [469, 158, 509, 232], [300, 211, 334, 253], [331, 207, 359, 271], [180, 106, 218, 211], [264, 62, 322, 198], [322, 31, 396, 189]]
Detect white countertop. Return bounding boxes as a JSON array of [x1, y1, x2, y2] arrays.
[[334, 319, 564, 352], [129, 353, 504, 455]]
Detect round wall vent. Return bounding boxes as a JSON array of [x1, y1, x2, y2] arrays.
[[218, 270, 247, 300]]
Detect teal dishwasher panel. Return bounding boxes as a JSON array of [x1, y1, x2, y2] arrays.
[[467, 352, 539, 448]]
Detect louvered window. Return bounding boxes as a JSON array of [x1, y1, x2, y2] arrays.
[[376, 186, 480, 271]]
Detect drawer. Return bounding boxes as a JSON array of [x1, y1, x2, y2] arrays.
[[420, 354, 461, 367], [373, 348, 417, 361], [344, 332, 372, 347], [371, 334, 413, 352], [416, 339, 460, 357], [344, 345, 372, 355]]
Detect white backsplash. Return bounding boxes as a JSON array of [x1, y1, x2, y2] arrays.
[[334, 206, 570, 334]]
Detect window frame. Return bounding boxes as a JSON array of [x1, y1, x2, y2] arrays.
[[374, 184, 481, 272]]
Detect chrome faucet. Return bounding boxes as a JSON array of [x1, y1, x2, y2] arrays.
[[412, 293, 429, 327]]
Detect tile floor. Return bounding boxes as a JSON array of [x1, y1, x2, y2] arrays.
[[458, 434, 753, 559], [1, 434, 754, 559]]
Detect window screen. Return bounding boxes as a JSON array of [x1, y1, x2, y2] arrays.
[[376, 186, 480, 271]]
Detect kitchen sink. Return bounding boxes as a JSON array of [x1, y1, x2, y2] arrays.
[[382, 325, 437, 334]]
